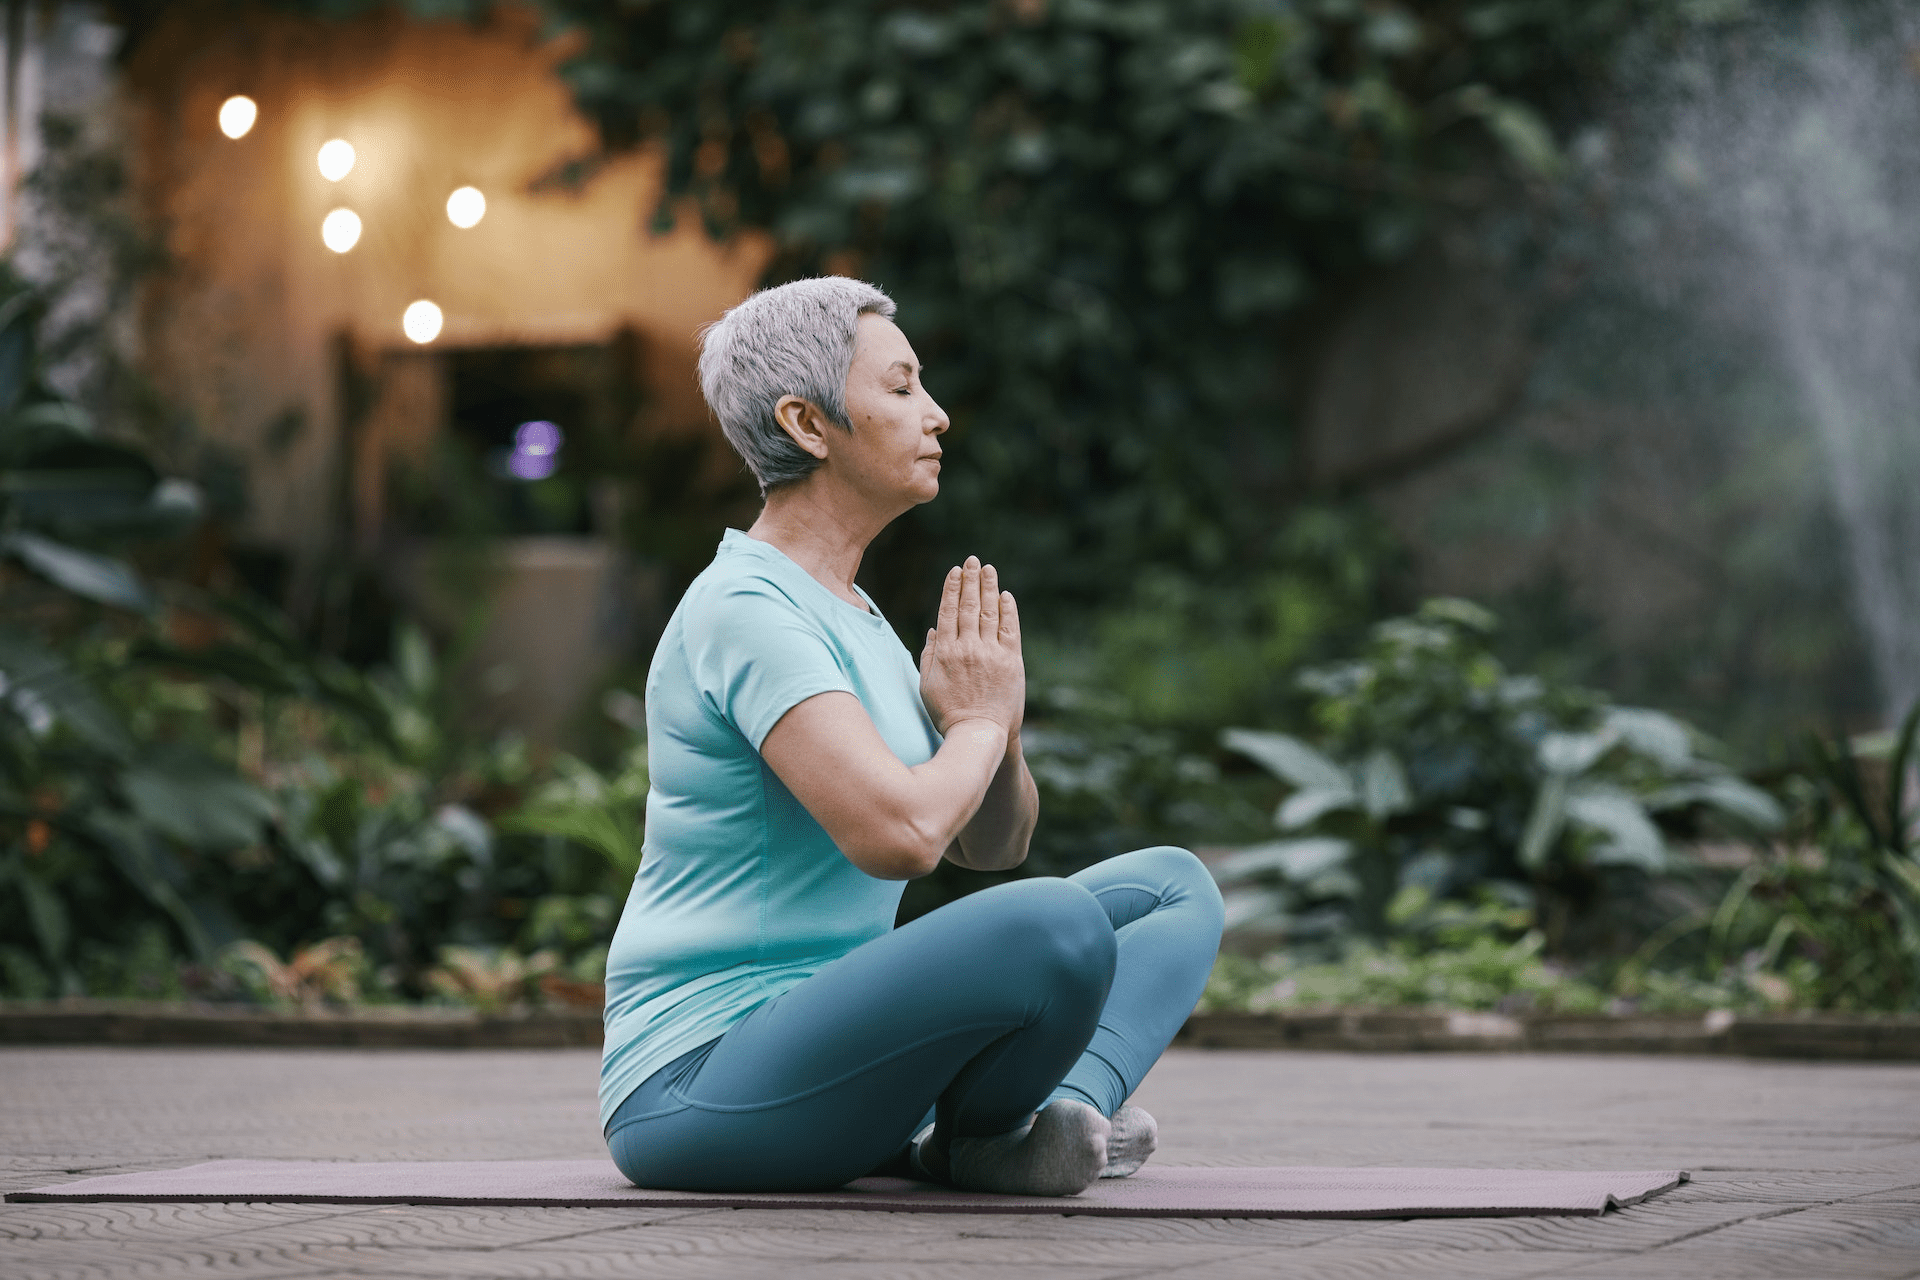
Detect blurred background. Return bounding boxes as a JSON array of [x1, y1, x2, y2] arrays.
[[3, 0, 1916, 1018]]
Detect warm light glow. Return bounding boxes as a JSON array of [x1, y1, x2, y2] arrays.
[[320, 208, 362, 253], [402, 300, 444, 344], [446, 186, 486, 228], [317, 139, 356, 181], [218, 96, 257, 139]]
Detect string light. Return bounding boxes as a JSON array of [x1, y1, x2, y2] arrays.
[[446, 186, 486, 228], [320, 208, 361, 253], [218, 96, 257, 139], [402, 300, 444, 344], [317, 139, 355, 181]]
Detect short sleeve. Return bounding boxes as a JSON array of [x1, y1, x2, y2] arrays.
[[683, 578, 855, 749]]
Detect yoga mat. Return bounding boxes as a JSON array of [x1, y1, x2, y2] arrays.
[[8, 1160, 1688, 1218]]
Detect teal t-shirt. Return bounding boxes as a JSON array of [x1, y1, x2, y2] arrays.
[[598, 529, 943, 1128]]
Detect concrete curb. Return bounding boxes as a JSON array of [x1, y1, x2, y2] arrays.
[[4, 1002, 1918, 1060], [1175, 1009, 1920, 1060], [0, 1001, 602, 1048]]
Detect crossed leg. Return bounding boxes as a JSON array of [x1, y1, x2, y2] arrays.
[[604, 846, 1223, 1192]]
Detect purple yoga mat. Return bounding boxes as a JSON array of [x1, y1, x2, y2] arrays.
[[7, 1160, 1687, 1218]]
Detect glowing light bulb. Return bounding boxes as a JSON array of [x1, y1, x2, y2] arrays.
[[402, 300, 443, 344], [218, 96, 257, 139], [446, 186, 486, 228], [320, 208, 362, 253], [317, 139, 355, 182]]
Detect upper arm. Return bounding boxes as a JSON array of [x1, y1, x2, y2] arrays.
[[687, 581, 851, 749], [759, 691, 936, 880]]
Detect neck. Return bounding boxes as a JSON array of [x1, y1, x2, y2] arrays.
[[746, 477, 899, 610]]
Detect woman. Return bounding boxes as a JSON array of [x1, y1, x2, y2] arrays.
[[600, 276, 1224, 1196]]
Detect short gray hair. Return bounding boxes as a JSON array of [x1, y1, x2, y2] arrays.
[[698, 277, 898, 494]]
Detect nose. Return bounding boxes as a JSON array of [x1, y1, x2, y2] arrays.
[[926, 396, 950, 435]]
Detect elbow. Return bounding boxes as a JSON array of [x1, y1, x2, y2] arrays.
[[843, 816, 948, 881]]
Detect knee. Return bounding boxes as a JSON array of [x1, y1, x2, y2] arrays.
[[1131, 846, 1226, 939], [973, 879, 1117, 994]]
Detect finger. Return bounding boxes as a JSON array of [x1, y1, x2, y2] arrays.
[[936, 566, 961, 638], [920, 628, 935, 675], [958, 556, 981, 635], [979, 564, 1000, 639], [998, 591, 1021, 651]]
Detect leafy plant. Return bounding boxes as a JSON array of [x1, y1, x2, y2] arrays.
[[1672, 705, 1920, 1012], [499, 745, 649, 882], [424, 944, 560, 1014], [0, 268, 200, 612], [1214, 599, 1782, 951], [220, 937, 376, 1008]]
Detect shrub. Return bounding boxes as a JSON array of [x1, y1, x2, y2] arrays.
[[1213, 599, 1782, 953]]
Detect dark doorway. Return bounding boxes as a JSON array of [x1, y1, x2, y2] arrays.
[[389, 335, 644, 540]]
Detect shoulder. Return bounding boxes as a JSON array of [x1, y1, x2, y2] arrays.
[[678, 558, 817, 645]]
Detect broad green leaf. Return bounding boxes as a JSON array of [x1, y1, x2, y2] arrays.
[[1644, 775, 1784, 831], [17, 867, 70, 962], [0, 626, 132, 757], [1276, 786, 1356, 829], [1519, 772, 1570, 871], [2, 532, 153, 611], [1359, 748, 1412, 819], [1210, 837, 1351, 885], [122, 746, 276, 850], [433, 804, 493, 864], [0, 289, 36, 417], [1416, 597, 1498, 633], [1220, 887, 1291, 931], [1566, 782, 1667, 870], [1605, 707, 1694, 769], [1472, 91, 1561, 178], [395, 623, 436, 698], [1538, 729, 1615, 776], [79, 812, 230, 959], [1222, 728, 1348, 791], [501, 803, 643, 878], [8, 398, 93, 436]]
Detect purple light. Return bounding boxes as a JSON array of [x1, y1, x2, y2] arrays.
[[508, 450, 557, 480], [515, 420, 563, 455], [506, 420, 563, 482]]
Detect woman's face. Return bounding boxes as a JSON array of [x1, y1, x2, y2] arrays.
[[838, 313, 950, 509]]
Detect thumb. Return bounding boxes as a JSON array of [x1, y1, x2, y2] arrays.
[[919, 628, 935, 675]]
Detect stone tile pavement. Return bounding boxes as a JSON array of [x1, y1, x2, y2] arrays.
[[2, 1046, 1916, 1278]]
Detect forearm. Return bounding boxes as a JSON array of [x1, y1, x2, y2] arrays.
[[874, 718, 1010, 877], [950, 734, 1037, 872]]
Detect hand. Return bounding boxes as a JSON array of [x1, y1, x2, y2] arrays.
[[918, 556, 1024, 738]]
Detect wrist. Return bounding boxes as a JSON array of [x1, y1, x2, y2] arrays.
[[945, 716, 1011, 745]]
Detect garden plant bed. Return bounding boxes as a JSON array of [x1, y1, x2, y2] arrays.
[[6, 1000, 1919, 1060]]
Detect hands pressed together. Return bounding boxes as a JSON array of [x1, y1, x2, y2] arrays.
[[918, 556, 1024, 739]]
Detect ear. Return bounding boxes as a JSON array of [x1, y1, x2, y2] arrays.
[[772, 395, 834, 462]]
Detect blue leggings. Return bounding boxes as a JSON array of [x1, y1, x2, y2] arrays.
[[604, 845, 1224, 1191]]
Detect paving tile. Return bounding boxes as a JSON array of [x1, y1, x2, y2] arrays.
[[4, 1046, 1918, 1277]]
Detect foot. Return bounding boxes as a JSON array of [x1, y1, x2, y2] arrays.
[[946, 1098, 1110, 1197], [1101, 1105, 1157, 1177]]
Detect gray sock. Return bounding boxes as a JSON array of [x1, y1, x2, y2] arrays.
[[1101, 1105, 1157, 1178], [947, 1098, 1109, 1197]]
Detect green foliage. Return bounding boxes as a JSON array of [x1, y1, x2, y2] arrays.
[[540, 0, 1667, 611], [1214, 599, 1782, 949], [0, 269, 200, 610], [1667, 706, 1920, 1012], [1200, 882, 1820, 1016], [498, 745, 649, 881]]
